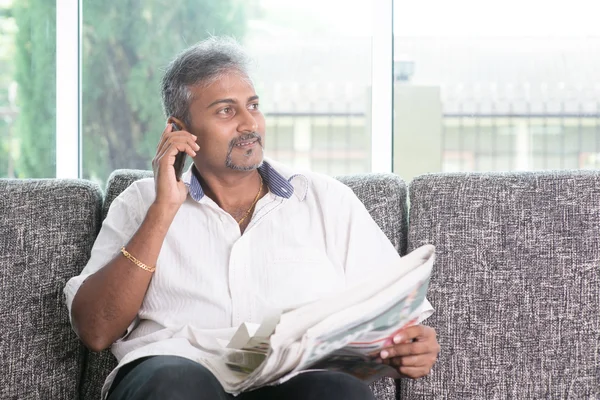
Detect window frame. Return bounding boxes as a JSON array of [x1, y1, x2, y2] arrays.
[[55, 0, 81, 178], [55, 0, 394, 178]]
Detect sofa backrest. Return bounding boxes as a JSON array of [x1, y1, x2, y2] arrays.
[[81, 169, 409, 400], [401, 171, 600, 399], [0, 179, 103, 400]]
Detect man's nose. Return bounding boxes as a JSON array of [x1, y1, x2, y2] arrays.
[[237, 108, 258, 133]]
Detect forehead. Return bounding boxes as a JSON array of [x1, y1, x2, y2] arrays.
[[190, 71, 255, 105]]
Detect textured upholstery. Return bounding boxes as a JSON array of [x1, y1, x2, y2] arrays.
[[337, 174, 409, 256], [8, 169, 598, 400], [0, 179, 103, 400], [401, 171, 600, 399], [81, 169, 408, 400], [101, 169, 152, 222]]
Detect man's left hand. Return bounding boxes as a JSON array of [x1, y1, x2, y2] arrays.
[[377, 325, 440, 379]]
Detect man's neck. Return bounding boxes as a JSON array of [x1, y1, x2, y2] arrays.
[[192, 164, 263, 211]]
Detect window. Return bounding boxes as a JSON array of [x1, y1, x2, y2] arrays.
[[81, 1, 252, 183], [81, 0, 377, 185], [4, 1, 598, 182], [393, 0, 600, 181]]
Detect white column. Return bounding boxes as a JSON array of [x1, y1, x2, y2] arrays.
[[394, 85, 443, 182], [293, 118, 312, 170], [370, 0, 393, 173], [56, 0, 80, 178], [515, 119, 531, 170]]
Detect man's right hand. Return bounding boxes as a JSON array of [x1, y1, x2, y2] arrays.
[[72, 123, 199, 351], [152, 123, 200, 208]]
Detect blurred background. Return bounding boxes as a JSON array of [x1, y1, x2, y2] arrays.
[[0, 0, 599, 186]]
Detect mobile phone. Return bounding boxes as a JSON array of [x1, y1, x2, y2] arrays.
[[171, 122, 187, 181]]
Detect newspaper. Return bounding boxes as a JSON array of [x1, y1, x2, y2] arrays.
[[202, 244, 435, 394]]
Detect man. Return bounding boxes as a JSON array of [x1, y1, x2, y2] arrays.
[[64, 37, 439, 400]]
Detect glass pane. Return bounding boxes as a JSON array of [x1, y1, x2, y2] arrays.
[[393, 0, 600, 180], [0, 0, 56, 178], [82, 0, 373, 185]]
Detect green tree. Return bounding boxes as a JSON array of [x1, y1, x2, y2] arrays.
[[0, 3, 16, 178], [12, 0, 56, 178], [82, 0, 247, 184]]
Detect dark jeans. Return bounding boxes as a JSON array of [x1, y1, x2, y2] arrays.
[[107, 355, 375, 400]]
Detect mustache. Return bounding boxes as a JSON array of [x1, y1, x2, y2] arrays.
[[228, 132, 263, 149]]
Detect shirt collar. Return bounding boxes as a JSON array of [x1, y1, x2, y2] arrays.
[[182, 158, 308, 202]]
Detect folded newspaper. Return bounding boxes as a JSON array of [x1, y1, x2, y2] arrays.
[[203, 244, 435, 394]]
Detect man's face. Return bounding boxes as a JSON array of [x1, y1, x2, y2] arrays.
[[187, 71, 265, 172]]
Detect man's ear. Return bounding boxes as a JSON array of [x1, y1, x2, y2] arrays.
[[167, 116, 187, 131]]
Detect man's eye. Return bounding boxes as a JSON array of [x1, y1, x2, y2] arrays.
[[218, 107, 231, 114], [249, 103, 259, 110]]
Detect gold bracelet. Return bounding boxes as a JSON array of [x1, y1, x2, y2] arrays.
[[120, 247, 156, 273]]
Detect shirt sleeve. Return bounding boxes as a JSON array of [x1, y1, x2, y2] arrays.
[[63, 183, 145, 340], [330, 184, 434, 323]]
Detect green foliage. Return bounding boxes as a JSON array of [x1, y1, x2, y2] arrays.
[[12, 0, 56, 178], [6, 0, 246, 180], [0, 2, 15, 178], [81, 0, 247, 183]]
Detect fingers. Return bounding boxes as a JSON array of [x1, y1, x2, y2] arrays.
[[388, 354, 428, 368], [155, 123, 173, 150], [379, 325, 436, 352], [381, 350, 436, 380], [371, 325, 439, 380], [159, 134, 198, 156], [156, 123, 199, 155], [380, 340, 432, 359], [393, 325, 436, 345], [377, 326, 439, 364], [153, 125, 199, 170], [153, 144, 195, 173], [157, 140, 198, 160]]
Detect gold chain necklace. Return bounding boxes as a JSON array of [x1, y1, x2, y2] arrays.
[[237, 176, 263, 226]]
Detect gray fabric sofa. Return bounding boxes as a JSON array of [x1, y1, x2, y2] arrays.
[[1, 179, 103, 399], [402, 171, 600, 399], [1, 170, 599, 399]]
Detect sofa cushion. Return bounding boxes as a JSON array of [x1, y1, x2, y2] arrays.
[[81, 169, 408, 400], [402, 171, 600, 399], [337, 174, 409, 256], [101, 169, 152, 222], [0, 179, 103, 400]]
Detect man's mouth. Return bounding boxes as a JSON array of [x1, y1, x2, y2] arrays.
[[234, 139, 258, 148]]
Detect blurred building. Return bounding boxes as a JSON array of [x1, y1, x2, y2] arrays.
[[248, 35, 600, 178]]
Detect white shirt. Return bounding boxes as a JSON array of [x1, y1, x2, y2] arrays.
[[64, 159, 433, 399]]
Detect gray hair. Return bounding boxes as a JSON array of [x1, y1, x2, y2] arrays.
[[161, 36, 251, 126]]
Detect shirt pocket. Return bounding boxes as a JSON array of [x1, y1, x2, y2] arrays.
[[260, 247, 344, 309]]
